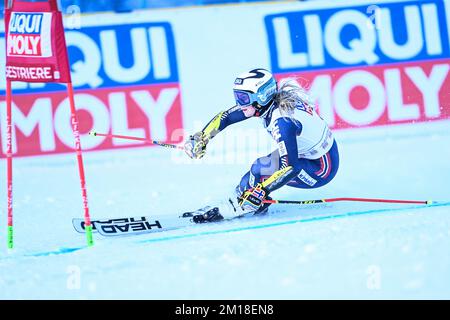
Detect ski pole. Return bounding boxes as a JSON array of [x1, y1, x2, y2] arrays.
[[89, 131, 184, 150], [264, 197, 434, 205]]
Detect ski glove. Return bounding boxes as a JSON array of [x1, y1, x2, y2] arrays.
[[238, 184, 268, 213], [184, 131, 208, 159]]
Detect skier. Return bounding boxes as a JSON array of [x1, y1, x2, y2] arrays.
[[184, 68, 339, 223]]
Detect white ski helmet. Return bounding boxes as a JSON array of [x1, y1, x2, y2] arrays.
[[233, 68, 277, 116]]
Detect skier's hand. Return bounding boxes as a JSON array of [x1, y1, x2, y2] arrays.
[[238, 184, 268, 213], [184, 132, 208, 159]]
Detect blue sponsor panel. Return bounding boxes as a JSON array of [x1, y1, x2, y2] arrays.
[[9, 13, 43, 34], [265, 0, 450, 73]]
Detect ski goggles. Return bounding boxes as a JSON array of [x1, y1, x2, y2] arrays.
[[234, 89, 276, 107], [234, 90, 255, 107], [233, 79, 277, 107]]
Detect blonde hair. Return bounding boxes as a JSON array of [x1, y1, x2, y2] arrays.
[[274, 78, 315, 116]]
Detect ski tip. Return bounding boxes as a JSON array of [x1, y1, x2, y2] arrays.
[[426, 200, 433, 205]]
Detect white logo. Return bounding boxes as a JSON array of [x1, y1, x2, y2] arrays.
[[278, 141, 287, 156], [249, 172, 256, 187], [257, 84, 276, 102], [297, 169, 317, 186], [270, 122, 281, 140]]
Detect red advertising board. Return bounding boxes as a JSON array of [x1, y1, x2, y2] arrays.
[[277, 59, 450, 129], [1, 84, 183, 157]]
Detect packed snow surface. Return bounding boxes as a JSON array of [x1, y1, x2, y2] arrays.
[[1, 120, 450, 299]]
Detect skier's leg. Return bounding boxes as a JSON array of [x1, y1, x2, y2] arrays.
[[287, 140, 340, 189], [226, 150, 280, 216], [191, 144, 337, 223], [187, 151, 279, 223], [236, 150, 280, 196], [195, 150, 279, 221]]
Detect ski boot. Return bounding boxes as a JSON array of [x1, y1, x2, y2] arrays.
[[254, 200, 271, 215], [181, 206, 224, 223]]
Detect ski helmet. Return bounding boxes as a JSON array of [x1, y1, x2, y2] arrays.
[[233, 68, 277, 116]]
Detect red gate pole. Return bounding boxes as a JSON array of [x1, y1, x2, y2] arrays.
[[67, 83, 94, 246], [6, 80, 13, 249], [3, 0, 95, 247], [53, 0, 94, 247]]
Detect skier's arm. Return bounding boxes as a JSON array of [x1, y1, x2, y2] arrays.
[[201, 105, 248, 141], [185, 105, 249, 159]]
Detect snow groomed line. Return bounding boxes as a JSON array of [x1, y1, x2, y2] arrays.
[[0, 246, 85, 261], [138, 201, 450, 244], [28, 247, 85, 257], [2, 201, 449, 259]]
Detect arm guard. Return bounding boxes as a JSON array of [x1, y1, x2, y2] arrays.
[[201, 105, 248, 142]]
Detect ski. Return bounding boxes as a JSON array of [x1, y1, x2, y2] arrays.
[[71, 209, 254, 237], [73, 215, 202, 236], [73, 216, 153, 234]]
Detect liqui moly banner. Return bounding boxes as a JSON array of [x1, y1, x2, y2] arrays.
[[265, 0, 450, 128], [4, 0, 71, 82], [0, 17, 182, 157]]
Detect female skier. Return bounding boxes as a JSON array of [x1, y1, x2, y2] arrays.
[[184, 68, 339, 223]]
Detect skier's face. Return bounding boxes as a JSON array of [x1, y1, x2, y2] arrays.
[[240, 105, 256, 117]]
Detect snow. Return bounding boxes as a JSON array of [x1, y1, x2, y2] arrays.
[[1, 119, 450, 299]]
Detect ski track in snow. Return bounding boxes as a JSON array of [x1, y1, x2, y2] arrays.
[[0, 120, 450, 299]]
